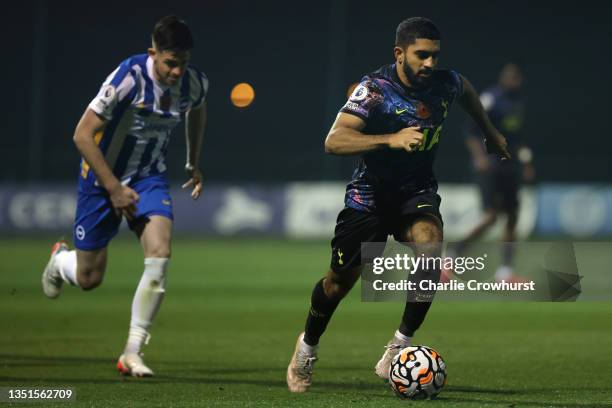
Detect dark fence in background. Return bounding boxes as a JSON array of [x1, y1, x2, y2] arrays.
[[3, 1, 610, 183]]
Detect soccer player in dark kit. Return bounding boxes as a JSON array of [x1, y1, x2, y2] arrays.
[[286, 17, 511, 392], [455, 62, 535, 283]]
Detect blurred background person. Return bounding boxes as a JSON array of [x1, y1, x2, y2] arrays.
[[454, 62, 535, 282]]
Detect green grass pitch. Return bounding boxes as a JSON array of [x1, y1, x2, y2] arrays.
[[1, 238, 611, 407]]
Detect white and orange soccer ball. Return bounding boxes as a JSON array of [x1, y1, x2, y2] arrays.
[[389, 345, 447, 400]]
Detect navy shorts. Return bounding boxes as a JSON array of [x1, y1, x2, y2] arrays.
[[330, 190, 442, 273], [478, 162, 520, 212], [73, 174, 173, 250]]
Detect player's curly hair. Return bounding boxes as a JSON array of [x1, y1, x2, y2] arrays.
[[395, 17, 440, 48], [152, 15, 193, 52]]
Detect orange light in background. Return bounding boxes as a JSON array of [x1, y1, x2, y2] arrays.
[[230, 83, 255, 107], [346, 82, 359, 99]]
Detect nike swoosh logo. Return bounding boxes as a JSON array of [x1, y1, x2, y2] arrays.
[[395, 108, 408, 115], [417, 204, 433, 208]]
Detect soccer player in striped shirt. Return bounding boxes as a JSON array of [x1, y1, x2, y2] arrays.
[[41, 15, 208, 377]]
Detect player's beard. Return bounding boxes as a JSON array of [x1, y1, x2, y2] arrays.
[[402, 59, 433, 89]]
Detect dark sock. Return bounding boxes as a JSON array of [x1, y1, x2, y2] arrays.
[[399, 301, 433, 337], [303, 278, 341, 346], [400, 248, 440, 337], [454, 240, 468, 256], [502, 242, 514, 266]]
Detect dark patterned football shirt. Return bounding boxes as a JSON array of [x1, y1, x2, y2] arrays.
[[339, 64, 464, 212]]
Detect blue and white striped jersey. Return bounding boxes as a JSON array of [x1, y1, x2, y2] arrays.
[[80, 53, 208, 190]]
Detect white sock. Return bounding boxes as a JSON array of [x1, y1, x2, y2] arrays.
[[125, 257, 169, 355], [394, 330, 412, 346], [495, 265, 513, 281], [56, 250, 79, 287]]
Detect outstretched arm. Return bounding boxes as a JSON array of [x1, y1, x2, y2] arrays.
[[324, 113, 424, 155], [183, 101, 207, 199], [458, 76, 511, 160]]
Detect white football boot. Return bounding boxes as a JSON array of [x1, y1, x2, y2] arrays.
[[117, 353, 154, 377], [41, 241, 69, 299], [495, 265, 530, 284], [374, 337, 410, 380], [287, 332, 318, 393]]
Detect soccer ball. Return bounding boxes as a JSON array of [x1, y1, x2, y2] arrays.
[[389, 345, 447, 400]]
